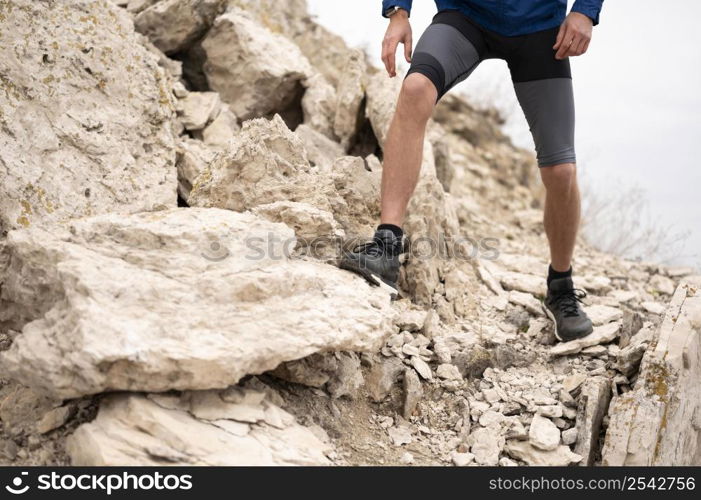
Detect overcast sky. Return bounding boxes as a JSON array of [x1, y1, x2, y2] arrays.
[[308, 0, 701, 269]]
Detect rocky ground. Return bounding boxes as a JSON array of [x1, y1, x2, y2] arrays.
[[0, 0, 699, 466]]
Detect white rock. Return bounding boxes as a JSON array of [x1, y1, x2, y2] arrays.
[[400, 452, 415, 464], [648, 275, 676, 295], [508, 291, 543, 316], [500, 272, 544, 296], [528, 414, 560, 451], [0, 0, 177, 232], [451, 451, 475, 466], [549, 322, 621, 356], [176, 91, 222, 131], [0, 209, 393, 398], [586, 304, 624, 326], [505, 440, 582, 466], [482, 389, 501, 404], [641, 301, 666, 315], [410, 356, 433, 381], [66, 391, 330, 465], [467, 427, 504, 466], [134, 0, 223, 54], [202, 8, 312, 120], [176, 138, 218, 200], [332, 50, 365, 147], [202, 105, 240, 147], [436, 364, 462, 381], [479, 410, 505, 427], [388, 426, 412, 446], [562, 428, 578, 445]]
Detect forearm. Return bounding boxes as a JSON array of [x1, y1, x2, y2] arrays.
[[571, 0, 604, 25]]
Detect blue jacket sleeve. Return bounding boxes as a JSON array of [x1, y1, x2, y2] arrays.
[[571, 0, 604, 25], [381, 0, 413, 18]]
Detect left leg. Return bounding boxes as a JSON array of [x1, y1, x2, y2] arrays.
[[507, 28, 592, 341], [541, 162, 580, 272]]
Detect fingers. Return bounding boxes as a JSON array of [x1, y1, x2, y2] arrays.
[[553, 24, 565, 51], [382, 36, 399, 77], [571, 37, 587, 57], [404, 34, 413, 64]]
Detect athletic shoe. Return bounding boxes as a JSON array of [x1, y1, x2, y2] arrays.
[[339, 229, 403, 294], [543, 277, 594, 342]]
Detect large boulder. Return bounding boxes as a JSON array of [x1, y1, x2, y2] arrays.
[[134, 0, 225, 54], [602, 279, 701, 465], [0, 0, 178, 234], [201, 8, 312, 120], [66, 389, 331, 465], [0, 208, 394, 399], [188, 115, 336, 211]]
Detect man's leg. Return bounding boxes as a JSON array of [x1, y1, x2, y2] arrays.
[[380, 73, 437, 226], [540, 163, 581, 272], [508, 27, 593, 341], [340, 12, 484, 292]]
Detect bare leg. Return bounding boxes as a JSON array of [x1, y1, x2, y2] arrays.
[[380, 73, 438, 226], [540, 163, 581, 272]]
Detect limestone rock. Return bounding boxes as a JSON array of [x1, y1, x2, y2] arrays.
[[188, 115, 335, 213], [573, 377, 611, 466], [294, 124, 345, 169], [0, 209, 393, 398], [202, 105, 240, 147], [301, 74, 337, 139], [505, 440, 582, 466], [403, 369, 423, 419], [549, 322, 621, 356], [134, 0, 225, 54], [602, 281, 701, 465], [586, 304, 624, 326], [333, 50, 366, 147], [366, 357, 405, 402], [467, 427, 504, 466], [436, 364, 462, 381], [528, 414, 560, 451], [202, 8, 312, 120], [0, 0, 177, 233], [176, 138, 218, 200], [176, 91, 222, 131], [500, 272, 544, 296], [66, 391, 331, 465]]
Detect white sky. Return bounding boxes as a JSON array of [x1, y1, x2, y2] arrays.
[[307, 0, 701, 268]]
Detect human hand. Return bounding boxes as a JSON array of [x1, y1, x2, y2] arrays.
[[381, 9, 412, 77], [554, 12, 593, 60]]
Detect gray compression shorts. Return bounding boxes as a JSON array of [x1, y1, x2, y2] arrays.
[[408, 10, 576, 166]]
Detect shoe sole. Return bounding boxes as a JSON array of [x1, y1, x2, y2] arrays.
[[339, 259, 400, 300], [542, 303, 564, 342], [542, 302, 594, 343]]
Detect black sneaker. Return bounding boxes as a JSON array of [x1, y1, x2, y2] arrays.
[[339, 229, 403, 294], [543, 277, 594, 342]]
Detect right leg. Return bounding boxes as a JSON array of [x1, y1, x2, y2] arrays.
[[380, 73, 436, 226], [340, 12, 485, 291], [381, 12, 486, 226]]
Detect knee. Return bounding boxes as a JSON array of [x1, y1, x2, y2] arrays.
[[540, 163, 577, 192], [397, 74, 436, 119]]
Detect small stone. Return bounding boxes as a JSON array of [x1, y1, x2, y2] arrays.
[[432, 337, 452, 364], [482, 388, 501, 404], [562, 428, 578, 445], [528, 414, 560, 451], [467, 427, 504, 466], [641, 301, 666, 315], [400, 451, 414, 464], [436, 364, 462, 380], [451, 451, 475, 466], [536, 405, 563, 418], [563, 373, 587, 394], [402, 344, 420, 357], [396, 309, 427, 332], [479, 410, 505, 427], [388, 426, 412, 446], [586, 305, 624, 326], [648, 275, 676, 295], [508, 291, 543, 315], [403, 369, 423, 419], [176, 91, 222, 131], [505, 440, 582, 466], [365, 357, 404, 402], [550, 322, 621, 356], [581, 345, 608, 357], [36, 405, 74, 434], [499, 457, 518, 466], [410, 356, 433, 380]]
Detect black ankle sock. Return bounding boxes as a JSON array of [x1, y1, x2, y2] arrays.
[[547, 265, 572, 286], [377, 224, 403, 239]]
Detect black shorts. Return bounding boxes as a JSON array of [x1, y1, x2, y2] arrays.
[[407, 10, 576, 166]]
